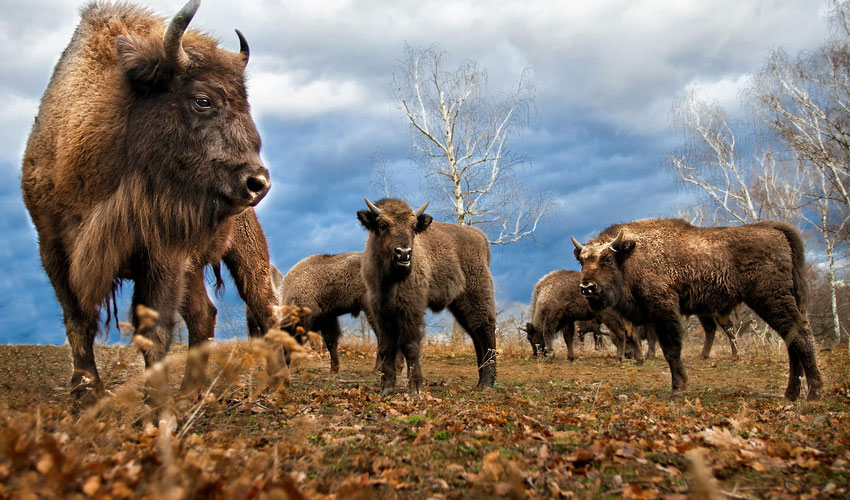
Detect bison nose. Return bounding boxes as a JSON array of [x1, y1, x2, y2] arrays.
[[579, 281, 598, 297], [394, 247, 412, 259], [243, 169, 270, 205]]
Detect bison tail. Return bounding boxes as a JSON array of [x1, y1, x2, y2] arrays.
[[211, 263, 226, 298], [774, 223, 808, 312]]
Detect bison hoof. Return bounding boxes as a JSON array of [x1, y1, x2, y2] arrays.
[[806, 384, 823, 401], [70, 380, 104, 412]]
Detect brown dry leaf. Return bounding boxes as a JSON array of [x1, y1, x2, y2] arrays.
[[699, 427, 746, 450], [412, 422, 434, 445], [83, 475, 101, 496], [35, 453, 53, 474], [622, 483, 659, 500]]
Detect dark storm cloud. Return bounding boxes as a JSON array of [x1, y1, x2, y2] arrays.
[[0, 0, 833, 343]]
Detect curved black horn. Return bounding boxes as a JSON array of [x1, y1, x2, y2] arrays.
[[413, 201, 429, 217], [364, 198, 382, 215], [163, 0, 200, 69], [571, 236, 584, 252], [235, 29, 249, 67], [608, 229, 624, 249]]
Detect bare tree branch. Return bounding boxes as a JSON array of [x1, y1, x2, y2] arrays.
[[393, 45, 551, 244]]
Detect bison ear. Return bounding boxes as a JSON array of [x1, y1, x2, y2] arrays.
[[357, 210, 376, 231], [613, 239, 636, 260], [116, 35, 174, 94], [573, 247, 582, 262], [415, 213, 433, 233]]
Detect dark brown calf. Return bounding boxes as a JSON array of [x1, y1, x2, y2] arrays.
[[573, 218, 822, 400], [358, 198, 497, 393]]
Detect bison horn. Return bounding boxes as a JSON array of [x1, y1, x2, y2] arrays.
[[414, 201, 429, 217], [570, 236, 584, 252], [235, 29, 249, 68], [364, 197, 382, 215], [608, 229, 625, 250], [163, 0, 200, 69]]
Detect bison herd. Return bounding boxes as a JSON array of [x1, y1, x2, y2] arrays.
[[20, 0, 823, 410]]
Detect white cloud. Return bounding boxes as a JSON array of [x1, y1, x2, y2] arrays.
[[248, 69, 370, 120], [0, 91, 39, 166]]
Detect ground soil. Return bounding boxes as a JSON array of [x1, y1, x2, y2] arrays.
[[0, 336, 848, 499]]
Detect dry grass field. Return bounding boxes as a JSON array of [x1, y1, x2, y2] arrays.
[[1, 333, 849, 499]]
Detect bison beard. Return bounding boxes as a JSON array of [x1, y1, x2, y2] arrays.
[[358, 198, 498, 394], [572, 218, 823, 401], [525, 270, 639, 361], [21, 0, 270, 406]]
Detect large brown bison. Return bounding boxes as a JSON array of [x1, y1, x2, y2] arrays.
[[358, 198, 497, 394], [525, 270, 639, 361], [278, 252, 373, 373], [21, 0, 270, 405], [572, 218, 823, 400]]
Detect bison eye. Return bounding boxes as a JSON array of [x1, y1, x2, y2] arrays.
[[603, 254, 614, 265], [378, 221, 389, 231], [193, 97, 212, 110]]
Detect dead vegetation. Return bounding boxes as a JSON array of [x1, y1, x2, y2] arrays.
[[1, 331, 849, 499]]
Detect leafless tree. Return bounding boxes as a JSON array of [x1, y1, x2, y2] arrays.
[[750, 1, 850, 343], [393, 45, 552, 245], [667, 92, 801, 226]]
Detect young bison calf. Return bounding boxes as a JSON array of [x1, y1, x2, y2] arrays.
[[358, 198, 497, 394], [572, 218, 823, 400]]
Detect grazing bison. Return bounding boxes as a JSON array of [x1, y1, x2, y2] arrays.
[[572, 218, 823, 400], [21, 0, 270, 405], [358, 198, 497, 393], [277, 252, 374, 373], [525, 270, 639, 361], [575, 319, 605, 350]]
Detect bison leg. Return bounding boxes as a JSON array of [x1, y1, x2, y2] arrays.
[[66, 313, 103, 408], [563, 323, 577, 361], [698, 315, 717, 359], [179, 266, 216, 396], [223, 210, 278, 338], [448, 296, 497, 388], [375, 320, 401, 394], [652, 316, 688, 397], [594, 331, 604, 350], [130, 257, 187, 410], [315, 316, 342, 373], [40, 240, 104, 407], [645, 325, 658, 359], [398, 327, 425, 395], [715, 315, 739, 360], [746, 296, 823, 401]]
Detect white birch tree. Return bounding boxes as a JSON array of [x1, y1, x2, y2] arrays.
[[393, 45, 552, 245]]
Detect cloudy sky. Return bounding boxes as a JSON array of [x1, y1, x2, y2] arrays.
[[0, 0, 833, 344]]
